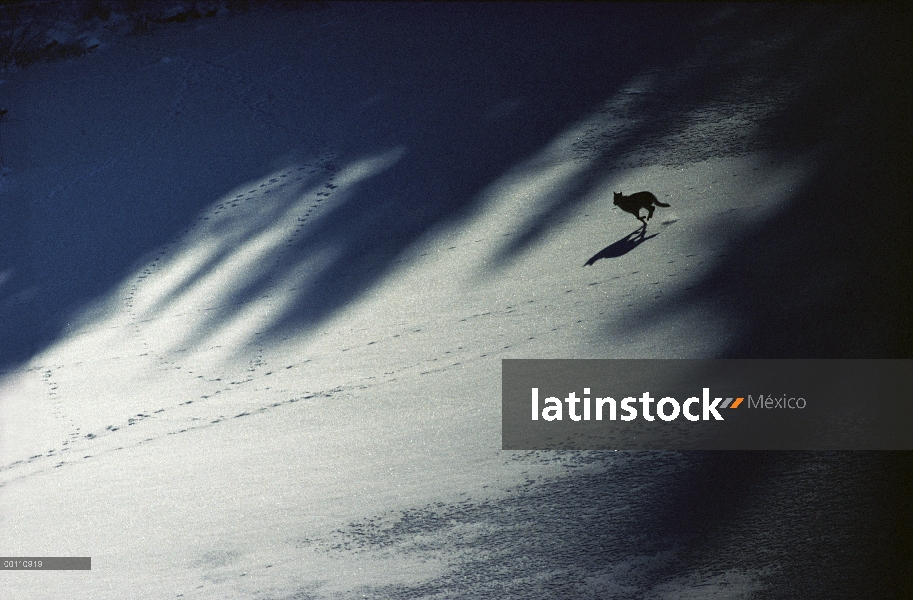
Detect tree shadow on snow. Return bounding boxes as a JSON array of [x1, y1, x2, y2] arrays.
[[314, 451, 910, 599], [0, 2, 720, 369], [600, 5, 912, 359]]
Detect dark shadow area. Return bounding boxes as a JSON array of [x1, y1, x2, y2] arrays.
[[317, 451, 910, 599], [1, 8, 903, 360], [0, 2, 718, 371], [13, 2, 894, 367], [607, 5, 912, 359], [584, 225, 656, 266], [575, 7, 910, 597], [488, 3, 911, 313]]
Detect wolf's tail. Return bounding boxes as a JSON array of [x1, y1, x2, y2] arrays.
[[653, 200, 671, 207]]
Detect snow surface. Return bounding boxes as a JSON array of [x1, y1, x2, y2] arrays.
[[0, 3, 909, 598]]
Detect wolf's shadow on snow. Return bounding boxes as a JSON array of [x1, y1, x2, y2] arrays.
[[584, 226, 657, 266]]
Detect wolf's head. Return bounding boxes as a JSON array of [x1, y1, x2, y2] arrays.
[[612, 191, 622, 206]]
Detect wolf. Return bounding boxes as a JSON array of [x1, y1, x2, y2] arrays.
[[613, 191, 670, 224]]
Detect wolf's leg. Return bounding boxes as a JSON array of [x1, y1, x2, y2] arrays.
[[646, 205, 655, 220]]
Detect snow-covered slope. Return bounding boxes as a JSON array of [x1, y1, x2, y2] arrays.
[[0, 3, 909, 598]]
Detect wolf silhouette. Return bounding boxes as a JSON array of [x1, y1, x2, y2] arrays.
[[613, 191, 670, 224]]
